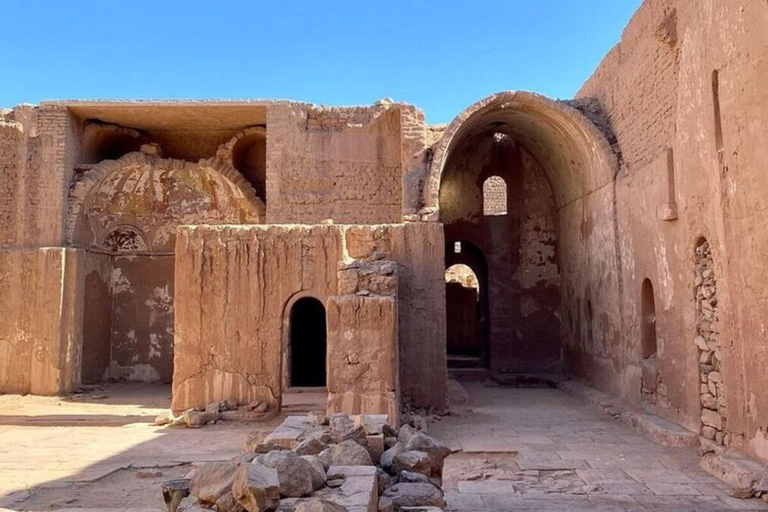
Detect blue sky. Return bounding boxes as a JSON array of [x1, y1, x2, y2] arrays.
[[0, 1, 641, 123]]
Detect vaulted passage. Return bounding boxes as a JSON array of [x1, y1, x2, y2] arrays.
[[426, 92, 619, 379], [439, 130, 560, 374], [290, 297, 327, 387]]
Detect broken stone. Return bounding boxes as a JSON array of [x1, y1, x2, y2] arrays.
[[190, 461, 238, 505], [259, 450, 317, 497], [393, 451, 432, 477], [381, 442, 405, 472], [378, 496, 394, 512], [701, 408, 724, 430], [205, 401, 226, 414], [318, 440, 374, 467], [214, 491, 241, 512], [309, 410, 330, 427], [377, 467, 394, 494], [176, 495, 205, 512], [366, 434, 385, 462], [398, 471, 432, 485], [154, 410, 175, 426], [294, 437, 327, 457], [701, 393, 717, 409], [294, 498, 349, 512], [162, 478, 191, 512], [326, 479, 345, 488], [301, 455, 327, 491], [184, 410, 216, 428], [381, 483, 445, 509], [398, 425, 418, 445], [232, 462, 280, 512], [403, 433, 451, 477]]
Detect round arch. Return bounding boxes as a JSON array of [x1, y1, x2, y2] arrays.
[[281, 290, 327, 389], [424, 91, 618, 212]]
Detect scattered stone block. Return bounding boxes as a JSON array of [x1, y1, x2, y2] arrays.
[[319, 440, 374, 467], [232, 462, 281, 512], [190, 461, 238, 505], [259, 450, 318, 497]]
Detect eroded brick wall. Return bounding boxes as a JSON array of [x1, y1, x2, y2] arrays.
[[266, 104, 405, 224]]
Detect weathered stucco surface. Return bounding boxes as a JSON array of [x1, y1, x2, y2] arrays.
[[171, 223, 444, 413]]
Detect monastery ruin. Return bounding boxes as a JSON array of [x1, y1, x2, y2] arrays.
[[2, 0, 768, 505]]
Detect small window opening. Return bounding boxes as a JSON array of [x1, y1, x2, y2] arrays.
[[493, 132, 509, 143], [712, 69, 724, 160], [641, 279, 658, 359], [445, 263, 480, 297], [454, 241, 462, 254], [483, 176, 508, 216]]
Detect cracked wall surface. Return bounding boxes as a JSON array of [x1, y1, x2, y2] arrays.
[[171, 223, 445, 412]]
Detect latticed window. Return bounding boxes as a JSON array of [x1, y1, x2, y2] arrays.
[[483, 176, 507, 216]]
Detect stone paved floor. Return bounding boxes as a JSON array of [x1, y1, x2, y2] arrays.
[[0, 384, 283, 510], [432, 382, 768, 511]]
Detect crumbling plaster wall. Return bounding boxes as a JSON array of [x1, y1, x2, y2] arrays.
[[577, 0, 768, 461], [172, 223, 445, 413]]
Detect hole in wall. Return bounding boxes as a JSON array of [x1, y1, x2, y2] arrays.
[[641, 278, 658, 359], [232, 132, 267, 201], [712, 69, 724, 160]]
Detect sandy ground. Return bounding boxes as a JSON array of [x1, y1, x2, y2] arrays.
[[0, 383, 293, 511], [3, 382, 766, 511]]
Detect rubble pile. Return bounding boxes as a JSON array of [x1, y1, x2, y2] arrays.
[[168, 412, 452, 511], [154, 400, 278, 428]]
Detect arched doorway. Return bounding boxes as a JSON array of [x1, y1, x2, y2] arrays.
[[445, 241, 490, 369], [289, 297, 327, 387]]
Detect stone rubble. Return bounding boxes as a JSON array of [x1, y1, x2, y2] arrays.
[[171, 412, 449, 511], [155, 400, 278, 428], [694, 240, 729, 446]]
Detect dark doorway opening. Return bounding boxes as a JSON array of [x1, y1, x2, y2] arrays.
[[445, 240, 490, 369], [289, 297, 327, 387]]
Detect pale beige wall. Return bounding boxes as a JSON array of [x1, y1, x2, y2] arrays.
[[0, 248, 83, 395], [265, 104, 406, 224], [171, 223, 446, 412], [577, 0, 768, 459]]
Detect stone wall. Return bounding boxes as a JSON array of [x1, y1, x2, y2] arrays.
[[327, 260, 399, 423], [0, 248, 83, 395], [172, 223, 445, 413], [694, 239, 727, 445], [576, 0, 768, 462], [266, 103, 406, 224]]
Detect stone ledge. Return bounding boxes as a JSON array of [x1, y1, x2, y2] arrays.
[[700, 451, 768, 493], [558, 380, 697, 447]]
